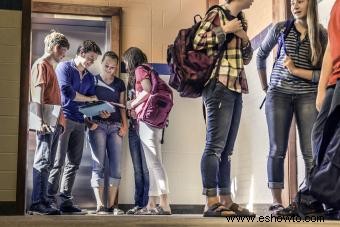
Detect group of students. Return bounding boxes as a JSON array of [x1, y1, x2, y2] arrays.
[[29, 0, 340, 218], [29, 33, 169, 215]]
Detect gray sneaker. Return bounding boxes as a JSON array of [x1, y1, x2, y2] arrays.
[[107, 206, 125, 215]]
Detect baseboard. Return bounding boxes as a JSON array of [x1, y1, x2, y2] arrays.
[[118, 203, 271, 215], [0, 202, 17, 215]]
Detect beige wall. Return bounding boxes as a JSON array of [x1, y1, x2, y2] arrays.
[[34, 0, 207, 63], [0, 9, 21, 202], [29, 0, 276, 206], [219, 0, 272, 39]]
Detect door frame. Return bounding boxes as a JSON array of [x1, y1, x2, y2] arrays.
[[17, 1, 122, 215]]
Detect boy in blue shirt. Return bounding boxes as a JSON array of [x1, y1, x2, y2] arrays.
[[48, 40, 102, 214]]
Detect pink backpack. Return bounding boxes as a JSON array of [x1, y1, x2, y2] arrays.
[[136, 65, 173, 129]]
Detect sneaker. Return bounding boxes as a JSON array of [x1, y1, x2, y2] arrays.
[[296, 201, 324, 218], [29, 203, 60, 215], [126, 206, 142, 215], [47, 196, 58, 209], [96, 206, 108, 215], [60, 204, 83, 214], [269, 204, 284, 215], [276, 203, 298, 216], [107, 206, 125, 215]]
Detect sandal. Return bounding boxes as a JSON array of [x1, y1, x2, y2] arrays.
[[134, 207, 152, 215], [269, 203, 284, 215], [229, 203, 256, 217], [203, 202, 236, 217], [152, 206, 172, 215]]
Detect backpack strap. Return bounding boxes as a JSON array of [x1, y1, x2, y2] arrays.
[[276, 19, 295, 60], [138, 64, 159, 94]]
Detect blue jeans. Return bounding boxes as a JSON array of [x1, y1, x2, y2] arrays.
[[31, 125, 62, 205], [47, 119, 85, 204], [201, 80, 242, 197], [128, 124, 149, 207], [265, 90, 317, 189], [88, 122, 123, 188]]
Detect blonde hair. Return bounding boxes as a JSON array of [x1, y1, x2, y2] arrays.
[[44, 30, 70, 54], [306, 0, 323, 66]]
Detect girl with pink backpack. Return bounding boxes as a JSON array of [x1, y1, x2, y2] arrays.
[[123, 47, 173, 215]]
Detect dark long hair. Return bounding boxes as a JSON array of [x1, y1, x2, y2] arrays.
[[122, 47, 148, 87]]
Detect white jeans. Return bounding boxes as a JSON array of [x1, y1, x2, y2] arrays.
[[139, 121, 169, 196]]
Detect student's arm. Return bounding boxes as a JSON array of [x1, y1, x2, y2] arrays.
[[56, 64, 97, 102], [284, 28, 328, 82], [130, 79, 151, 109], [119, 90, 128, 137], [31, 63, 52, 132], [316, 42, 333, 111], [235, 29, 253, 65], [193, 10, 242, 51], [283, 56, 314, 80], [256, 22, 284, 92], [85, 117, 98, 131], [74, 92, 97, 102]]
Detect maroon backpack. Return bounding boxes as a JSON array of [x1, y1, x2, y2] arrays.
[[167, 5, 234, 98], [137, 65, 173, 129]]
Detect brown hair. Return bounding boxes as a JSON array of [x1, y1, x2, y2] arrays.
[[306, 0, 323, 66], [44, 30, 70, 53]]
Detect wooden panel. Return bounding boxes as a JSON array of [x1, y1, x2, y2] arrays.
[[111, 14, 121, 59], [16, 0, 31, 215], [32, 1, 121, 17]]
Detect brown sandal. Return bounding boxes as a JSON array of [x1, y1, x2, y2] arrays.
[[228, 203, 256, 217], [203, 203, 236, 217]]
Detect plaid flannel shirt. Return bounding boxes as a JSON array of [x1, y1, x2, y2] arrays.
[[193, 5, 253, 93]]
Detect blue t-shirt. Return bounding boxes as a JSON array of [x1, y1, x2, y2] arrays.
[[92, 75, 126, 123], [56, 60, 96, 123]]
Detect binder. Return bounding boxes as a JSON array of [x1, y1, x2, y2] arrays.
[[28, 102, 61, 131], [79, 101, 116, 117]]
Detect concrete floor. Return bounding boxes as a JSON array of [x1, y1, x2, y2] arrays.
[[0, 215, 338, 227]]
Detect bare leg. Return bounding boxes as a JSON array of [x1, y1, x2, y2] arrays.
[[108, 186, 118, 208], [93, 187, 104, 209], [159, 194, 171, 212]]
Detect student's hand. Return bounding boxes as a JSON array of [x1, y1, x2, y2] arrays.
[[126, 100, 133, 110], [234, 30, 249, 43], [316, 91, 325, 112], [89, 123, 98, 131], [283, 56, 297, 74], [99, 111, 111, 119], [38, 123, 52, 134], [90, 95, 98, 102], [130, 109, 137, 119], [222, 18, 243, 34], [119, 125, 128, 137]]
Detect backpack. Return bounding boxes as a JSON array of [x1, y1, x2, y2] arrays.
[[136, 65, 174, 129], [167, 5, 239, 98], [308, 108, 340, 210]]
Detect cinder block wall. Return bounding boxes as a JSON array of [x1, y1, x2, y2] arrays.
[[0, 9, 21, 202]]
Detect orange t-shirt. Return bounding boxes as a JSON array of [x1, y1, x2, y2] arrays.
[[30, 58, 65, 127], [328, 0, 340, 86]]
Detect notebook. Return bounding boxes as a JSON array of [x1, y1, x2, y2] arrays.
[[28, 102, 61, 131], [79, 101, 116, 117]]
